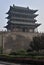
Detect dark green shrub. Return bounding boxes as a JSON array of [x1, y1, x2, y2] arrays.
[[30, 34, 44, 52], [9, 52, 17, 55]]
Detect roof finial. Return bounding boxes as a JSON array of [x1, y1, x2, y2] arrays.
[[13, 4, 15, 7], [27, 6, 29, 9]]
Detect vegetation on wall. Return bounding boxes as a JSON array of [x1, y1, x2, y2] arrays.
[[30, 34, 44, 52]]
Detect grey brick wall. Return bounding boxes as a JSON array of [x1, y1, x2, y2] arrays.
[[0, 31, 41, 53]]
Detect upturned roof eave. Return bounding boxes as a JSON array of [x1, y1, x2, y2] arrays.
[[6, 5, 38, 14]]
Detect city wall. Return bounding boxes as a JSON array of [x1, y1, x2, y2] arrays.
[[0, 31, 42, 53]]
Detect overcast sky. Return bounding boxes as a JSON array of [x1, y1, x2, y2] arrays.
[[0, 0, 44, 32]]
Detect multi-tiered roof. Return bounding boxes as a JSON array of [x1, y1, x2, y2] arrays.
[[5, 4, 41, 32]]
